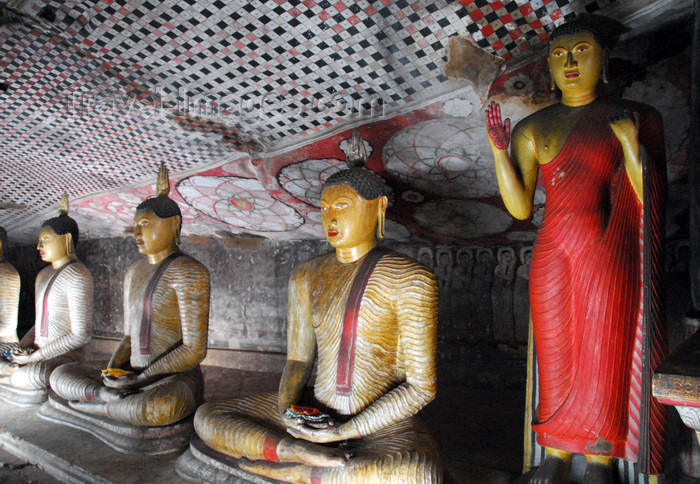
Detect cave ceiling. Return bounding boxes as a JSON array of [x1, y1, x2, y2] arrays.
[[0, 0, 691, 245]]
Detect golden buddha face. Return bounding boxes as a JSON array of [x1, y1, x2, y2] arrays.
[[133, 210, 179, 256], [320, 184, 386, 253], [549, 32, 604, 99], [37, 227, 70, 263]]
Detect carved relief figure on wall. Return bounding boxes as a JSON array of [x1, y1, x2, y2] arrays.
[[50, 163, 210, 427], [491, 247, 516, 345], [485, 14, 667, 483], [435, 247, 453, 338], [513, 247, 532, 345], [451, 248, 473, 342], [471, 248, 495, 342], [0, 194, 93, 392], [417, 247, 434, 270], [192, 130, 442, 483], [0, 227, 20, 349]]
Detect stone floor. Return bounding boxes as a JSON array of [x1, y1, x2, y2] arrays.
[[0, 366, 524, 483]]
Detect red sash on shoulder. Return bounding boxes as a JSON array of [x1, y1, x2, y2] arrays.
[[139, 251, 181, 355], [336, 247, 388, 396], [39, 260, 78, 337]]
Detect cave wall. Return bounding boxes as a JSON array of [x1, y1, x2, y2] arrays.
[[5, 233, 692, 387]]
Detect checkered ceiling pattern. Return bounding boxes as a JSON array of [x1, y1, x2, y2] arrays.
[[0, 0, 661, 241]]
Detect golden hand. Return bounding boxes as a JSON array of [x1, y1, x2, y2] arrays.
[[609, 109, 643, 200], [609, 109, 639, 149]]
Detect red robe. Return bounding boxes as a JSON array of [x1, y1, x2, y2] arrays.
[[530, 100, 667, 473]]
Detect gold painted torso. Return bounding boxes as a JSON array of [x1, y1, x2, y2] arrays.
[[522, 103, 591, 166], [520, 99, 634, 166], [124, 255, 209, 370], [291, 251, 438, 417]]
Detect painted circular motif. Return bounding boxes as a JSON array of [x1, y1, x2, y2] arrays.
[[383, 118, 498, 198], [401, 190, 424, 203], [504, 73, 534, 96], [442, 98, 474, 118], [230, 198, 254, 210], [277, 158, 345, 207], [412, 199, 512, 238], [436, 155, 473, 174], [177, 176, 304, 232]]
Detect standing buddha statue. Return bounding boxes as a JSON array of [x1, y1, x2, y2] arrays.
[[190, 130, 442, 484], [485, 14, 667, 484]]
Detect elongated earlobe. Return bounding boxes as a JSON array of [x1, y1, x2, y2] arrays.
[[65, 233, 74, 256], [377, 196, 388, 239], [377, 210, 385, 239], [602, 53, 609, 84], [549, 67, 556, 91]]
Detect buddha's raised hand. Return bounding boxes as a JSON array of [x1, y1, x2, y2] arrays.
[[486, 101, 511, 151]]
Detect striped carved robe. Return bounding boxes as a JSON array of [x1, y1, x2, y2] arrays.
[[50, 253, 209, 426], [0, 261, 20, 344], [0, 260, 93, 389], [195, 249, 442, 483]]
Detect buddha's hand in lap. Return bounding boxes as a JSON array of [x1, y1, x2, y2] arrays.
[[282, 413, 340, 443], [10, 352, 38, 366], [103, 372, 142, 390], [287, 423, 344, 443]]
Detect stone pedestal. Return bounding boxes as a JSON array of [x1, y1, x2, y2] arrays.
[[653, 328, 700, 477], [175, 435, 281, 484], [38, 393, 194, 456], [0, 382, 48, 407]]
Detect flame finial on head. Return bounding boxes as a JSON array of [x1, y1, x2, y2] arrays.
[[42, 192, 79, 245], [156, 161, 170, 197], [59, 191, 69, 216], [323, 130, 391, 201], [346, 130, 367, 168], [135, 162, 182, 220]]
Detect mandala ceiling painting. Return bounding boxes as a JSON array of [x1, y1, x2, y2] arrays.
[[177, 175, 306, 233], [383, 117, 499, 199], [277, 158, 346, 208], [0, 0, 688, 244]]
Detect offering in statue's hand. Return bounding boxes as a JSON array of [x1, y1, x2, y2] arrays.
[[9, 346, 37, 357], [285, 405, 331, 425], [4, 346, 38, 366], [101, 368, 134, 379]]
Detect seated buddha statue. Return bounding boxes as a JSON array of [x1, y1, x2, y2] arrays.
[[192, 131, 442, 483], [0, 226, 20, 348], [50, 163, 210, 428], [0, 194, 93, 392]]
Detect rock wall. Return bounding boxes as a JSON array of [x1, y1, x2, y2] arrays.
[[6, 234, 692, 387]]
